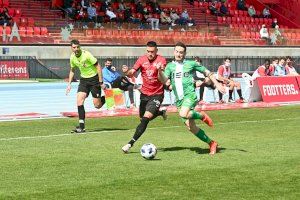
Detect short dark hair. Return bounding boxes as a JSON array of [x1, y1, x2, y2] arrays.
[[264, 59, 271, 64], [224, 57, 231, 61], [194, 56, 202, 63], [71, 39, 80, 46], [105, 58, 113, 62], [279, 57, 286, 61], [286, 56, 292, 61], [272, 57, 279, 61], [147, 41, 157, 47], [175, 42, 186, 52]]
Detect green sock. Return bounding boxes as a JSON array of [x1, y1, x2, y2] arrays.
[[191, 110, 204, 120], [195, 129, 212, 144]]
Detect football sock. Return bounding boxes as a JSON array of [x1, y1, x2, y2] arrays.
[[151, 110, 163, 120], [78, 105, 85, 129], [191, 110, 203, 120], [101, 96, 106, 105], [129, 117, 150, 146], [237, 89, 243, 99], [195, 129, 212, 144], [199, 86, 205, 101], [229, 89, 233, 100], [218, 91, 223, 101]]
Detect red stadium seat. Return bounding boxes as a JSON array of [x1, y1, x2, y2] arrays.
[[231, 17, 237, 23], [26, 27, 34, 36], [217, 16, 223, 24], [40, 27, 48, 36], [18, 26, 26, 37], [245, 17, 250, 24], [0, 26, 2, 36], [19, 17, 27, 26], [33, 27, 40, 36]]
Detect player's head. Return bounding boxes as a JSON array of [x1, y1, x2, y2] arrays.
[[264, 59, 271, 67], [272, 57, 279, 64], [279, 57, 286, 65], [146, 41, 158, 61], [122, 65, 129, 73], [71, 39, 81, 57], [223, 57, 231, 67], [105, 58, 113, 67], [286, 56, 293, 65], [174, 42, 186, 62]]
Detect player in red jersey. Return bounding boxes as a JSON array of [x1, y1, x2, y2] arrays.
[[122, 41, 167, 153]]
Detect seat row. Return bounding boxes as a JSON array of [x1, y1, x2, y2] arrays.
[[218, 16, 273, 26], [0, 26, 48, 37]]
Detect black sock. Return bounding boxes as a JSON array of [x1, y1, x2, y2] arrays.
[[218, 91, 223, 101], [101, 96, 106, 105], [128, 117, 150, 146], [237, 89, 243, 99], [78, 105, 85, 129], [229, 89, 233, 100], [199, 86, 205, 101]]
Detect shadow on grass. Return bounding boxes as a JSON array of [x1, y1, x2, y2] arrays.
[[159, 146, 248, 154], [88, 128, 130, 132]]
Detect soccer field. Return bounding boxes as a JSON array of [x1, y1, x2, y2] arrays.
[[0, 106, 299, 199]]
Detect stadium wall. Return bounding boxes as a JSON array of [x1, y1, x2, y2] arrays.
[[1, 46, 300, 59]]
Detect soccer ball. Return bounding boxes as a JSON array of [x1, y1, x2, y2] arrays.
[[140, 143, 157, 160]]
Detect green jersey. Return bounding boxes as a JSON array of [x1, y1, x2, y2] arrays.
[[70, 50, 98, 78], [164, 60, 208, 101]]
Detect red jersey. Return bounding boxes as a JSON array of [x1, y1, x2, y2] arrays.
[[133, 55, 166, 96], [217, 65, 231, 80]]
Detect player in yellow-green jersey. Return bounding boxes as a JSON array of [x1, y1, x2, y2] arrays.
[[66, 39, 106, 133], [158, 42, 225, 155]]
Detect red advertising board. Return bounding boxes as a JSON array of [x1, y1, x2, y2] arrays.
[[256, 76, 300, 102], [0, 61, 29, 79]]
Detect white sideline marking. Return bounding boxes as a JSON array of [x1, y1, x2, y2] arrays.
[[0, 117, 299, 141]]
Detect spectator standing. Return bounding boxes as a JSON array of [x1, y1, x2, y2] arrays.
[[0, 7, 13, 26]]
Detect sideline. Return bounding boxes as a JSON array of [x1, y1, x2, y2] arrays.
[[0, 117, 299, 141]]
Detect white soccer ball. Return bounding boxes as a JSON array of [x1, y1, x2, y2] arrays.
[[140, 143, 157, 160]]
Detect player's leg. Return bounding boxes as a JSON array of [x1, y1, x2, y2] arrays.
[[90, 83, 105, 109], [228, 80, 235, 102], [184, 119, 218, 155], [72, 91, 87, 133], [122, 96, 149, 153], [122, 94, 164, 153], [234, 81, 244, 102], [178, 93, 213, 127]]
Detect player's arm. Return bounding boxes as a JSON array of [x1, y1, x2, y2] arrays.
[[66, 67, 75, 95], [157, 64, 169, 84], [126, 68, 136, 78]]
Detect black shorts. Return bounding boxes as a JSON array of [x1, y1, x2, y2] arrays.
[[139, 93, 164, 118], [78, 75, 102, 98]]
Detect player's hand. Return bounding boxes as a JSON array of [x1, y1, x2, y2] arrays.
[[216, 83, 226, 94], [195, 80, 204, 87], [100, 83, 106, 90], [66, 84, 71, 95], [156, 63, 163, 71]]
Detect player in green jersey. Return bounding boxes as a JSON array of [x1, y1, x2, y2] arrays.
[[66, 39, 106, 133], [158, 42, 225, 155]]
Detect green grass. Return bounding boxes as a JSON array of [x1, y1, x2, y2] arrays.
[[0, 106, 299, 199]]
